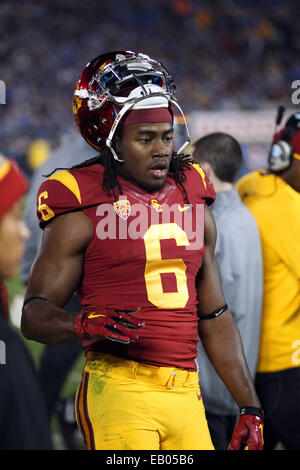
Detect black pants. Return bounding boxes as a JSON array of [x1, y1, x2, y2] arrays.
[[255, 367, 300, 450], [0, 318, 53, 449], [205, 411, 237, 450]]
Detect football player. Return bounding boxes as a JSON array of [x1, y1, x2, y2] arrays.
[[21, 51, 263, 450]]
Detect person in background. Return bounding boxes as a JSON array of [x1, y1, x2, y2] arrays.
[[0, 154, 53, 450], [27, 138, 51, 175], [20, 131, 94, 449], [237, 111, 300, 450], [192, 132, 263, 450]]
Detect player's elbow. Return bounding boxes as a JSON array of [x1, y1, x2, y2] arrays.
[[20, 307, 37, 341]]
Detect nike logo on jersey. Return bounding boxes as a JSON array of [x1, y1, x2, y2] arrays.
[[178, 204, 192, 212]]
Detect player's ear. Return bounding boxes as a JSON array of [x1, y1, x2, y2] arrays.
[[113, 126, 123, 155]]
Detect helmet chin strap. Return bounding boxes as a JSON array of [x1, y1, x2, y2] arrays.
[[106, 101, 134, 162], [105, 98, 191, 162]]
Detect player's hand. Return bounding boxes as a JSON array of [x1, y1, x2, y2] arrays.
[[228, 407, 264, 450], [74, 306, 144, 344]]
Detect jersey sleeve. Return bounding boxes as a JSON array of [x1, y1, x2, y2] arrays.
[[36, 170, 82, 228], [185, 163, 216, 205]]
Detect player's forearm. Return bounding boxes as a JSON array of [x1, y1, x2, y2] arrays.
[[198, 310, 261, 408], [21, 298, 78, 345]]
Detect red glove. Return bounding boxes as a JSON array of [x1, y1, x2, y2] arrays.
[[228, 407, 264, 450], [74, 306, 144, 344]]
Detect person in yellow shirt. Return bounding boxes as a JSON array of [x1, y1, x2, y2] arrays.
[[236, 110, 300, 450]]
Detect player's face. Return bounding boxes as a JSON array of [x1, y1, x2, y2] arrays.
[[116, 122, 174, 192], [0, 200, 29, 280]]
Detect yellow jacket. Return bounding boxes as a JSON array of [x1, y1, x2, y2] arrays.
[[237, 170, 300, 372]]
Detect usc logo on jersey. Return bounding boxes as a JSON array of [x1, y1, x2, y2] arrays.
[[151, 199, 162, 212]]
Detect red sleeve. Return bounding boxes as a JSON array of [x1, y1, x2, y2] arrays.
[[36, 170, 82, 229], [184, 163, 216, 206]]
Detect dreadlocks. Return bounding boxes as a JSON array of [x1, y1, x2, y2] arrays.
[[45, 143, 193, 204], [69, 147, 192, 204]]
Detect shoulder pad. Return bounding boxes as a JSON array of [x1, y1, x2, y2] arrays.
[[36, 164, 112, 228], [36, 170, 82, 228], [185, 163, 216, 205]]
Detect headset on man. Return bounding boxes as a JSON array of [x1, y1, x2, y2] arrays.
[[268, 106, 300, 172]]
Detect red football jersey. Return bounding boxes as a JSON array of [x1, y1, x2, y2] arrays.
[[37, 162, 215, 370]]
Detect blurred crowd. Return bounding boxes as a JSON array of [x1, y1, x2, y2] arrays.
[[0, 0, 299, 162]]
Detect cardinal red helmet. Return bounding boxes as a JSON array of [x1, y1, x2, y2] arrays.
[[73, 50, 190, 160]]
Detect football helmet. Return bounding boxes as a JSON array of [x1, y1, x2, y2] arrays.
[[73, 50, 190, 161]]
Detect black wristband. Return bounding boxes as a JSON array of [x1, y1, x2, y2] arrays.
[[240, 406, 264, 420], [198, 304, 228, 320]]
